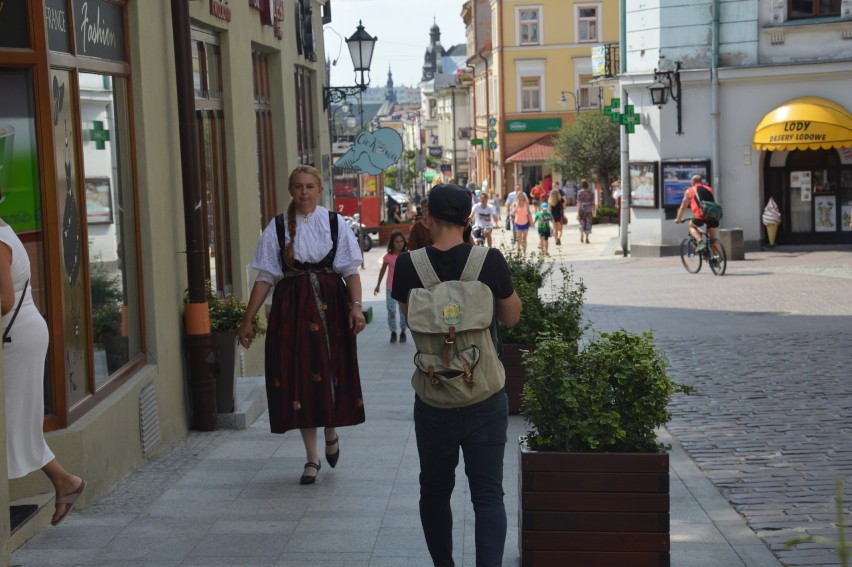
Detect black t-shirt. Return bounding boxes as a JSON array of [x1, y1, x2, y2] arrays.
[[391, 244, 514, 304]]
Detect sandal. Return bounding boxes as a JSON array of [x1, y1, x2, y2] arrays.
[[325, 435, 340, 468], [300, 461, 321, 485], [51, 479, 86, 526]]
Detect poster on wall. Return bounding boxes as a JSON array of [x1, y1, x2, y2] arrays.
[[790, 171, 802, 188], [628, 162, 658, 208], [814, 195, 836, 232], [0, 69, 42, 232], [661, 160, 711, 208], [841, 205, 852, 232], [85, 178, 113, 224]]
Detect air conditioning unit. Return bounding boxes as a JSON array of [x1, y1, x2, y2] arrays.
[[457, 127, 471, 139]]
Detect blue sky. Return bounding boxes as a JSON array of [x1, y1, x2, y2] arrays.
[[325, 0, 467, 88]]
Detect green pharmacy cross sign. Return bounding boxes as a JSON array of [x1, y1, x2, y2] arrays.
[[89, 120, 110, 150], [603, 98, 641, 134]]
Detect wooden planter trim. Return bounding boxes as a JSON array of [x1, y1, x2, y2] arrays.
[[519, 440, 670, 566]]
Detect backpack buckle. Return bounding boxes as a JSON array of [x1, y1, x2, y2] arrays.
[[442, 327, 456, 365], [427, 365, 440, 387], [463, 363, 473, 388]]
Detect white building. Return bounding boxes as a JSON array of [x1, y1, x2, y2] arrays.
[[620, 0, 852, 255]]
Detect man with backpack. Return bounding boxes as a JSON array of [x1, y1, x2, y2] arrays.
[[675, 174, 722, 251], [391, 183, 522, 567]]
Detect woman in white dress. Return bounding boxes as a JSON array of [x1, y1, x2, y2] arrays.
[[1, 219, 86, 526]]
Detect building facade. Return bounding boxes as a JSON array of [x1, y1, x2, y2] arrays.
[[621, 0, 852, 255], [1, 0, 332, 554], [463, 0, 620, 201]]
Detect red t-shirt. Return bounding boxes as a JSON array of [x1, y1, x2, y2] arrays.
[[690, 184, 714, 219]]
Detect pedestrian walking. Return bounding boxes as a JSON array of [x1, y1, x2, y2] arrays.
[[374, 230, 408, 343], [238, 165, 366, 485], [576, 179, 596, 244], [2, 219, 86, 526], [391, 183, 522, 567]]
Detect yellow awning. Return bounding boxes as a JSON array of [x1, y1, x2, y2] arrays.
[[752, 97, 852, 151]]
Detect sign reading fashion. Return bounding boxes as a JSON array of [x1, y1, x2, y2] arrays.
[[75, 0, 125, 61]]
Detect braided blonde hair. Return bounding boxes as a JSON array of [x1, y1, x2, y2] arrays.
[[283, 165, 323, 270]]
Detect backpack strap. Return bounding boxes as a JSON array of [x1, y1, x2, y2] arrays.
[[275, 213, 287, 271], [459, 246, 488, 282], [3, 279, 29, 345], [410, 248, 441, 289]]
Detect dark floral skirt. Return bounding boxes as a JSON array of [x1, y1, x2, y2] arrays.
[[264, 269, 365, 433]]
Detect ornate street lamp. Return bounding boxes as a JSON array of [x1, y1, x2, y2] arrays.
[[323, 21, 378, 110], [559, 90, 580, 113], [648, 61, 683, 134]]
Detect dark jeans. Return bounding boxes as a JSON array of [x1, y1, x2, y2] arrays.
[[414, 390, 509, 567]]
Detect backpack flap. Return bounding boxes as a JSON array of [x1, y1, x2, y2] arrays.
[[406, 280, 494, 335], [414, 345, 481, 386]]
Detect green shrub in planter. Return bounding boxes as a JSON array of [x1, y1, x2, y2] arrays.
[[185, 281, 265, 338], [521, 328, 692, 453], [498, 250, 587, 347]]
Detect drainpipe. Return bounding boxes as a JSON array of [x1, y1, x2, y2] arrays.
[[711, 0, 721, 202], [467, 62, 477, 183], [619, 0, 630, 256], [497, 0, 506, 198], [477, 46, 490, 190], [171, 0, 217, 431], [451, 88, 458, 182]]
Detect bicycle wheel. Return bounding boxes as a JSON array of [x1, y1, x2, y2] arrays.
[[708, 239, 727, 276], [679, 237, 702, 273]]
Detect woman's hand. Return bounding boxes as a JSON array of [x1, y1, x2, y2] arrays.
[[349, 304, 366, 335], [373, 286, 380, 296], [238, 319, 254, 349]]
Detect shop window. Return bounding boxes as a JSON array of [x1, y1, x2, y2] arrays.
[[788, 0, 841, 19], [79, 73, 142, 389], [192, 28, 233, 294], [253, 49, 277, 227]]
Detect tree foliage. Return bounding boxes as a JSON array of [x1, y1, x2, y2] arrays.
[[548, 111, 620, 205]]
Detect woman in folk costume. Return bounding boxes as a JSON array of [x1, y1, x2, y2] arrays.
[[239, 165, 366, 484]]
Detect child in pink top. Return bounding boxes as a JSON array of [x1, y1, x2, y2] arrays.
[[374, 230, 408, 343]]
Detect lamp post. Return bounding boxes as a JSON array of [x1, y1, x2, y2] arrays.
[[559, 90, 581, 113], [323, 21, 378, 110], [648, 61, 683, 135]]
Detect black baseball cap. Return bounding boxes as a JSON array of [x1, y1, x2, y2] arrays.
[[428, 184, 471, 226]]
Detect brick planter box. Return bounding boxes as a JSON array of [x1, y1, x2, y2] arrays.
[[519, 440, 670, 567]]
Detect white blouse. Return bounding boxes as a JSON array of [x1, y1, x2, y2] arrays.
[[250, 206, 362, 284]]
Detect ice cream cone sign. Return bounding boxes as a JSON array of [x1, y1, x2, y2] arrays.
[[762, 197, 782, 247]]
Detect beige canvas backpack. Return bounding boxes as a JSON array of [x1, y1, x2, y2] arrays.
[[406, 246, 506, 408]]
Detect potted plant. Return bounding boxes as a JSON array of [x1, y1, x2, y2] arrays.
[[90, 263, 128, 374], [518, 328, 692, 566], [498, 250, 587, 413], [187, 282, 265, 413], [593, 204, 620, 224]]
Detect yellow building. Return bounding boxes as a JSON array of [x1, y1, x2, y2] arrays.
[[463, 0, 619, 200]]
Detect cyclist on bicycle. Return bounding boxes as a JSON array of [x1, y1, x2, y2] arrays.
[[675, 174, 718, 251], [470, 191, 500, 247]]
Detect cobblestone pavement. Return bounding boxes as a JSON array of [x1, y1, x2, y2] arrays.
[[566, 244, 852, 567]]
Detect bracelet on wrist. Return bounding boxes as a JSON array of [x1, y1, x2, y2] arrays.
[[352, 301, 362, 308]]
